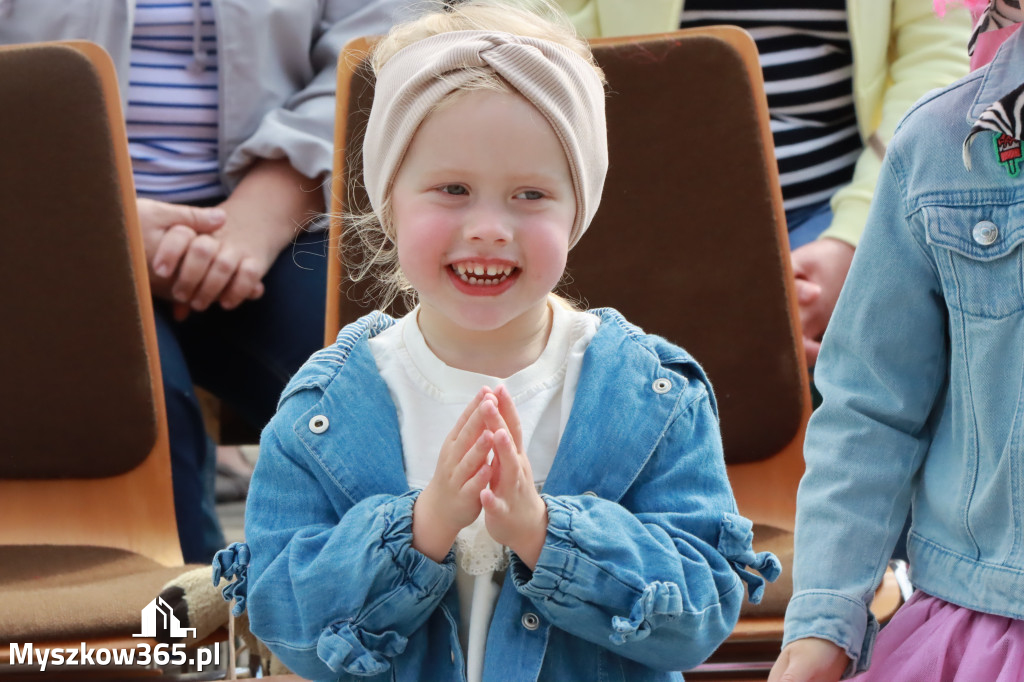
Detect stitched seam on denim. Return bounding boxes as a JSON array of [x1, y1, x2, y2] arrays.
[[889, 145, 944, 287], [911, 531, 1024, 577], [909, 536, 1024, 618], [893, 69, 985, 139], [279, 312, 397, 404], [790, 589, 866, 611], [948, 255, 983, 557], [588, 308, 709, 400], [1011, 334, 1024, 561]]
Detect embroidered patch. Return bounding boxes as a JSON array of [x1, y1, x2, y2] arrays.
[[995, 133, 1022, 177]]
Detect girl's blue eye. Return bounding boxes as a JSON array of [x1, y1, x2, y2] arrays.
[[441, 184, 468, 196], [517, 190, 544, 200]]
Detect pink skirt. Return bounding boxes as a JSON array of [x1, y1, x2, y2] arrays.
[[851, 591, 1024, 682]]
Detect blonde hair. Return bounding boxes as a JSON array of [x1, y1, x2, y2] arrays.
[[344, 0, 603, 312]]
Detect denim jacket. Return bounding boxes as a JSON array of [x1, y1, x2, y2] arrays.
[[784, 28, 1024, 677], [215, 308, 779, 681]]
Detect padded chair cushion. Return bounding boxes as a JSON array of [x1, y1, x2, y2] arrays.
[[0, 545, 198, 641], [739, 524, 793, 618], [571, 36, 804, 465], [0, 44, 156, 479]]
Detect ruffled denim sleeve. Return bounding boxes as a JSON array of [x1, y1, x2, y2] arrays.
[[506, 376, 781, 672], [212, 542, 250, 616], [717, 513, 782, 604], [242, 404, 457, 681], [304, 493, 454, 677]]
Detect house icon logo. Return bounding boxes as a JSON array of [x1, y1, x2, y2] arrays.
[[133, 597, 197, 639]]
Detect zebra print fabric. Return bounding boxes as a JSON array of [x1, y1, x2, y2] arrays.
[[968, 0, 1024, 55], [963, 1, 1024, 169]]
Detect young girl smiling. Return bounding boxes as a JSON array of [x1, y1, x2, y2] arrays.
[[216, 2, 778, 680]]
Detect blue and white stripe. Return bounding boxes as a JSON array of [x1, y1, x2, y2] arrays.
[[126, 0, 224, 202], [680, 0, 862, 213]]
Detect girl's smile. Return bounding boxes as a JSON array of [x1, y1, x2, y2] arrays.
[[447, 259, 520, 294]]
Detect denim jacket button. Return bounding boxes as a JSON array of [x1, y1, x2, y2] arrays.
[[308, 415, 329, 434], [973, 220, 999, 246], [521, 612, 540, 630], [652, 378, 672, 394]]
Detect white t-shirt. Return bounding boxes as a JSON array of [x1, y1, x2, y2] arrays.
[[368, 296, 599, 681]]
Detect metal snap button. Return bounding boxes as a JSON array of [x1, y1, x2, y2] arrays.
[[308, 415, 329, 434], [582, 491, 598, 497], [652, 378, 672, 394], [521, 612, 540, 630], [973, 221, 999, 246]]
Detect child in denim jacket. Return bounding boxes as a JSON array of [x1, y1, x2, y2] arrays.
[[213, 1, 778, 680], [771, 1, 1024, 680]]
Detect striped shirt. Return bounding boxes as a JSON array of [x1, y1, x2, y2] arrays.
[[126, 0, 224, 202], [680, 1, 862, 213]]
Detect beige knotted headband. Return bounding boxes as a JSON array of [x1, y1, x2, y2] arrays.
[[363, 29, 608, 248]]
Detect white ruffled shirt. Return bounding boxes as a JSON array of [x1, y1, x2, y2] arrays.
[[368, 297, 599, 681]]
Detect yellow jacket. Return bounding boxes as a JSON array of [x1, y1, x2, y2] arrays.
[[558, 0, 971, 245]]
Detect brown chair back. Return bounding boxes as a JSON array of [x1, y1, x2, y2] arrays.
[[0, 42, 181, 566]]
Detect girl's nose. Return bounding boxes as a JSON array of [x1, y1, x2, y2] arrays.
[[464, 207, 513, 243]]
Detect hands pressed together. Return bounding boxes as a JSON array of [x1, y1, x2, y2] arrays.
[[413, 385, 548, 570]]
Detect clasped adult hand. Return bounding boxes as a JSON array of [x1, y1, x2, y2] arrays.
[[768, 637, 850, 682], [791, 238, 855, 366], [138, 197, 226, 305], [413, 386, 548, 569]]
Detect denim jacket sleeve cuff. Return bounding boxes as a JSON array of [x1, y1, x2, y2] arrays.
[[508, 494, 575, 597], [377, 491, 456, 595], [317, 491, 456, 676], [783, 589, 879, 678]]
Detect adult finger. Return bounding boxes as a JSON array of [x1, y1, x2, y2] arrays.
[[794, 278, 821, 307], [190, 247, 241, 311], [493, 385, 524, 453], [177, 204, 226, 233], [172, 234, 219, 304], [219, 257, 264, 310], [151, 224, 196, 279]]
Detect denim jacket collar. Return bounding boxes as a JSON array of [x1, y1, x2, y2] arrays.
[[969, 25, 1024, 122], [295, 308, 702, 506]]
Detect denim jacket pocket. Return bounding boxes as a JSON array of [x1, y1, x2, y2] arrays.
[[923, 200, 1024, 319]]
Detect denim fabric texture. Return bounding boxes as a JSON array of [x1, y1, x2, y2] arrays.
[[235, 308, 778, 681], [784, 29, 1024, 676]]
